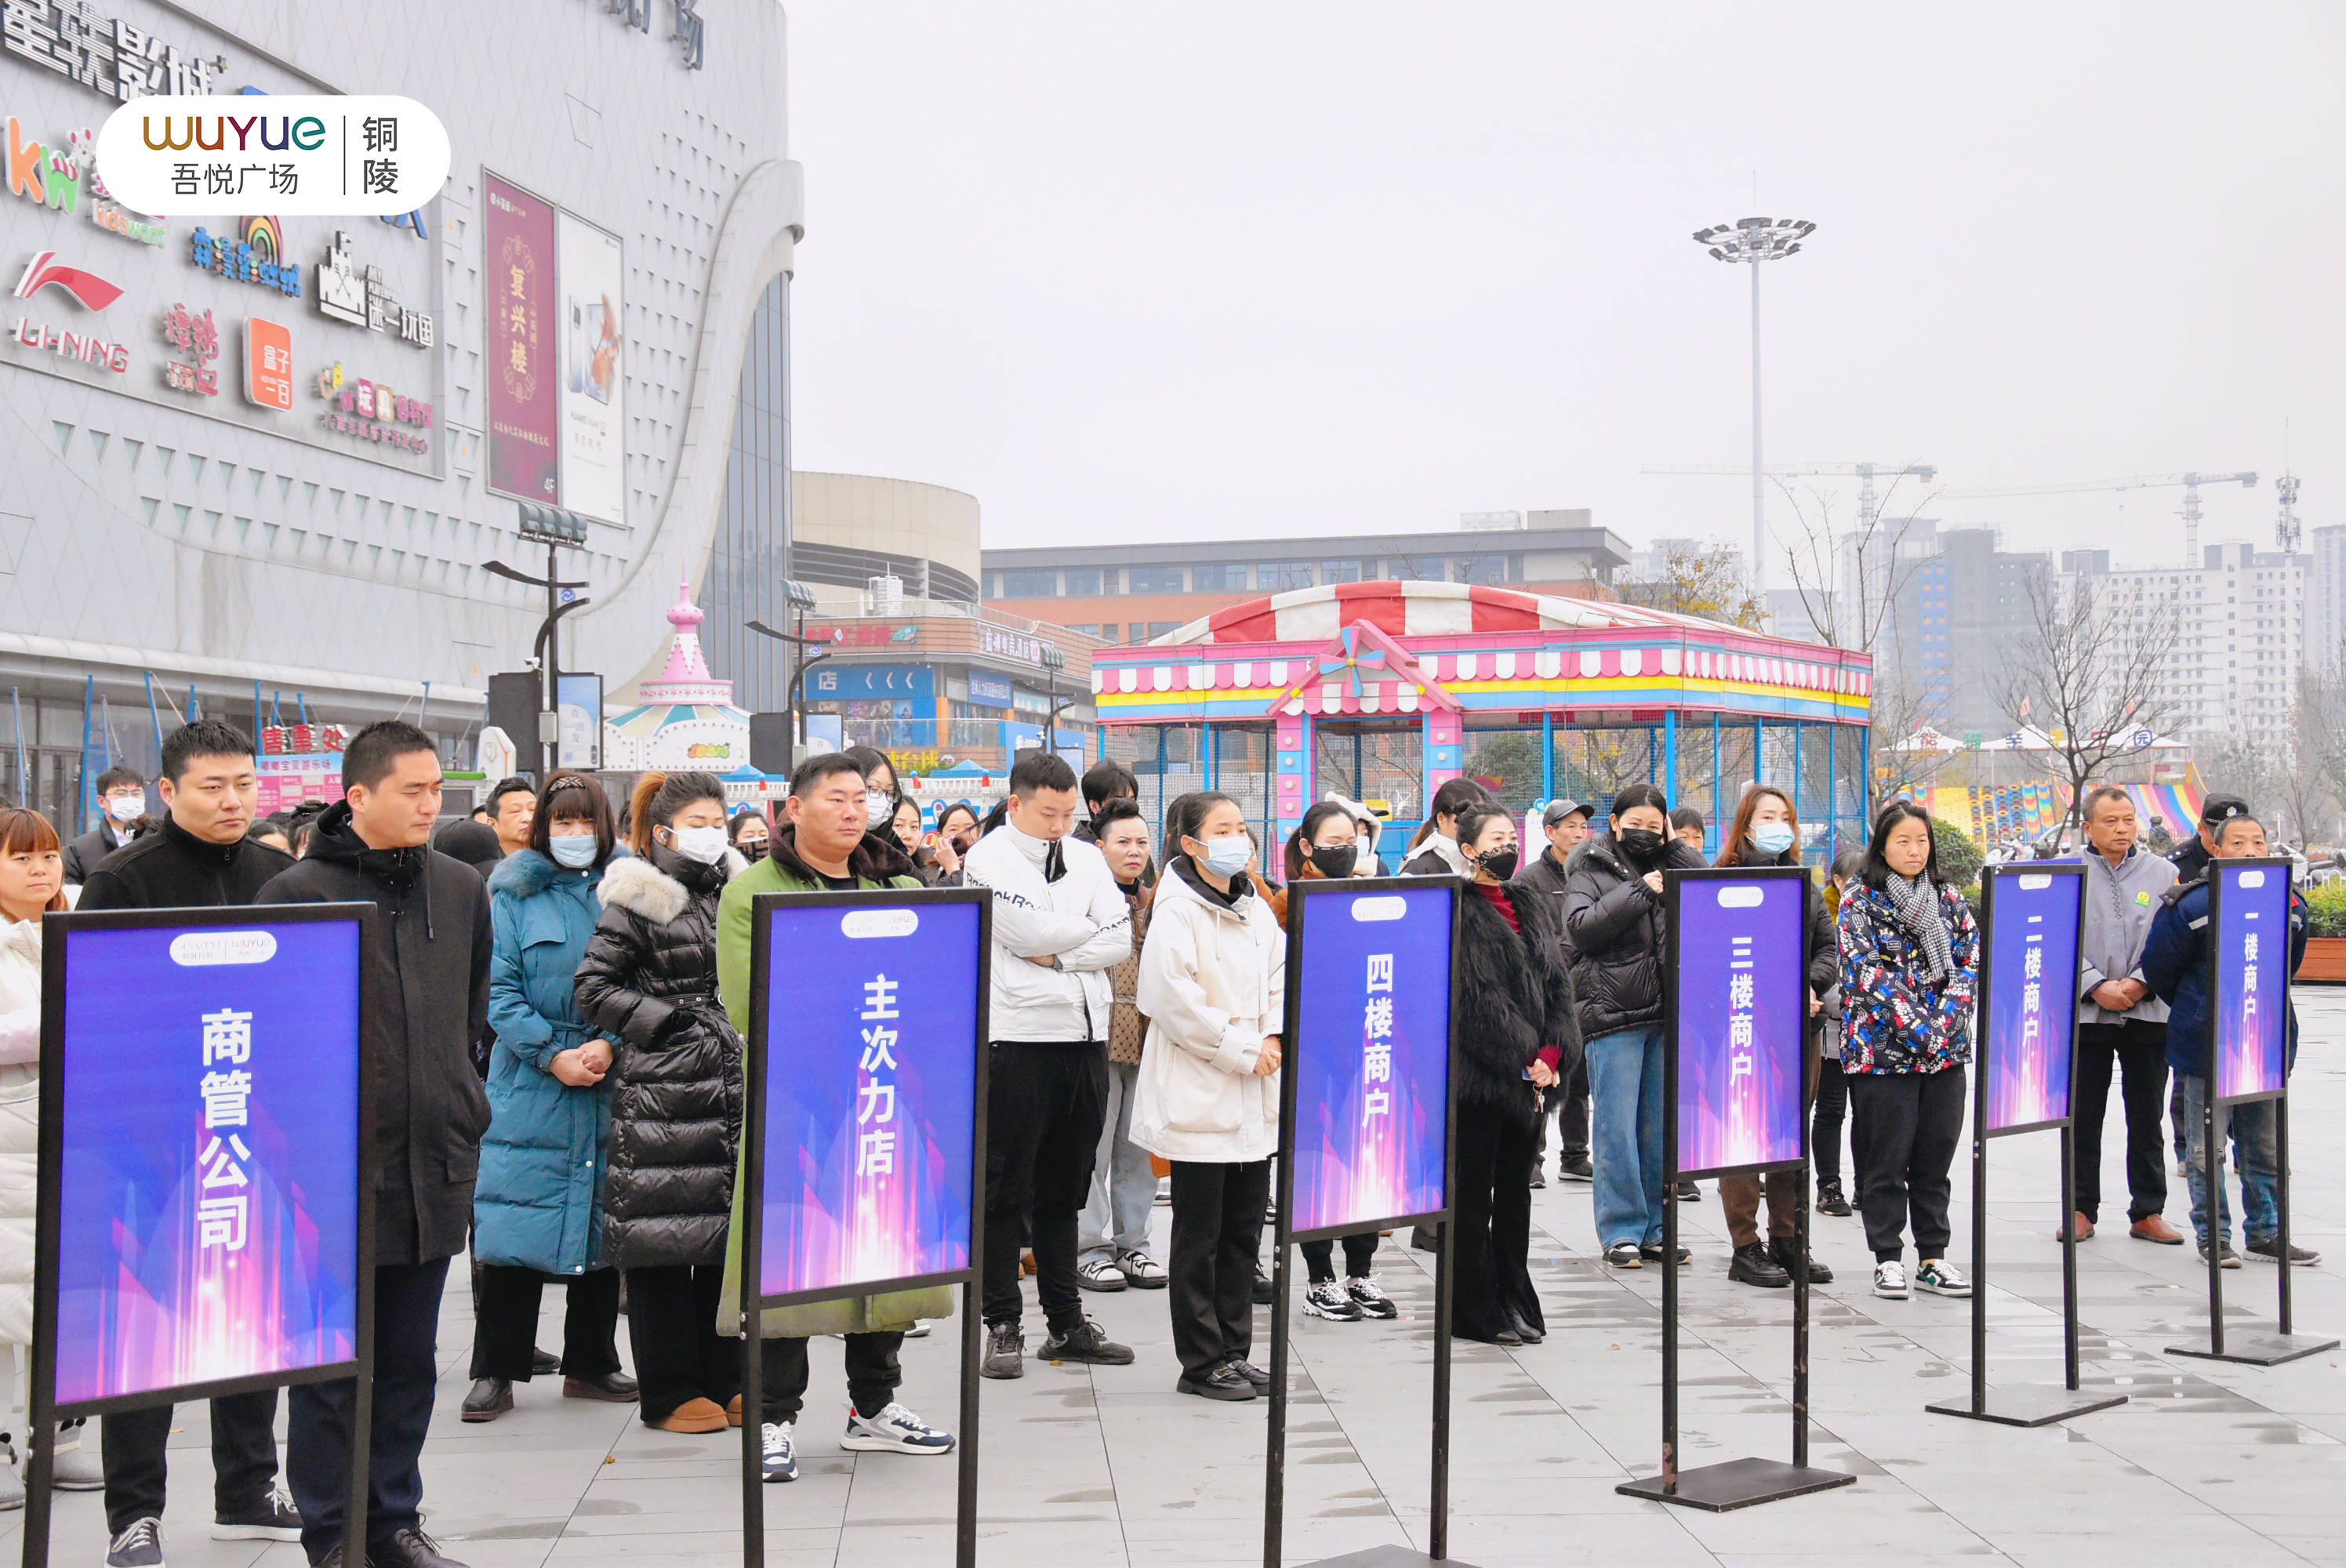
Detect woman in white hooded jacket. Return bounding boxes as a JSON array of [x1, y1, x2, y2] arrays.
[[0, 804, 99, 1505], [1131, 793, 1286, 1402]]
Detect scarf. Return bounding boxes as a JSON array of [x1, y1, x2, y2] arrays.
[[1884, 871, 1953, 984]]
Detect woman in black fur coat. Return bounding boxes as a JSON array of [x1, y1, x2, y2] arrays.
[[1449, 802, 1575, 1346]]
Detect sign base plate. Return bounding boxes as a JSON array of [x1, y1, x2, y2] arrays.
[[1299, 1550, 1480, 1568], [2167, 1331, 2338, 1367], [1926, 1387, 2128, 1427], [1617, 1457, 1855, 1512]]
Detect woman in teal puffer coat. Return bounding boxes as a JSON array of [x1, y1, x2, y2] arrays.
[[465, 775, 640, 1421]]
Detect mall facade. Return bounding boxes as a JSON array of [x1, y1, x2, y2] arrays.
[[0, 0, 801, 826]]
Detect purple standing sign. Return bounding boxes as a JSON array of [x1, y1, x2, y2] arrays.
[[1672, 869, 1807, 1177], [2213, 862, 2291, 1103], [1982, 869, 2082, 1134]]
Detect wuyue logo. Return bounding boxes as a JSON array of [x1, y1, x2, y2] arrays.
[[93, 94, 450, 218]]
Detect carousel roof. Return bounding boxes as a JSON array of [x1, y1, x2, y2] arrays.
[[1152, 579, 1752, 648]]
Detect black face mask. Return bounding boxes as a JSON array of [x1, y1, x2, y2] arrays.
[[1478, 847, 1520, 881], [740, 840, 768, 863], [1309, 844, 1358, 879], [1617, 827, 1666, 866]]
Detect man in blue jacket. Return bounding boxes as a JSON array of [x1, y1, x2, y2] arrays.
[[2141, 812, 2317, 1268]]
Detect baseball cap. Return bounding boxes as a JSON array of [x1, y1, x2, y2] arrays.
[[2200, 794, 2248, 828], [1542, 798, 1589, 827]]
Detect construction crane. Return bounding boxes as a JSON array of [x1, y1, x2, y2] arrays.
[[1937, 471, 2257, 565], [1643, 462, 1938, 539]]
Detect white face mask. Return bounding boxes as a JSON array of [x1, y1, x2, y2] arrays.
[[107, 793, 145, 823], [668, 824, 728, 865], [866, 791, 894, 828]]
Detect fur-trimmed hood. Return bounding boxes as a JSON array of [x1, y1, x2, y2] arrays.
[[597, 847, 746, 925]]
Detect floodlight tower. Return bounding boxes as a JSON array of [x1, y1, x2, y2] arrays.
[[1692, 216, 1816, 593]]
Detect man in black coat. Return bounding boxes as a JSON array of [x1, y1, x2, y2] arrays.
[[79, 724, 303, 1567], [259, 721, 491, 1568], [60, 763, 151, 884], [1513, 800, 1590, 1183]]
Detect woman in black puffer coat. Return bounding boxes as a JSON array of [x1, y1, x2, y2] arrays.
[[1449, 802, 1576, 1346], [574, 770, 748, 1432]]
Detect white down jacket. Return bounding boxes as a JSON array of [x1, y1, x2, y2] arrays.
[[1131, 861, 1287, 1164], [0, 916, 43, 1348]]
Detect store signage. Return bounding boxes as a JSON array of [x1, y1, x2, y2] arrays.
[[242, 314, 290, 411], [591, 0, 707, 72], [1672, 870, 1806, 1177], [2213, 862, 2292, 1104], [0, 1, 227, 102], [4, 118, 165, 243], [12, 247, 118, 309], [965, 671, 1013, 709], [980, 627, 1049, 664], [9, 311, 125, 371], [316, 228, 432, 348], [485, 172, 626, 524], [158, 300, 218, 395], [189, 217, 300, 298], [311, 361, 432, 453], [66, 125, 158, 241], [1981, 869, 2080, 1134], [92, 94, 451, 217]]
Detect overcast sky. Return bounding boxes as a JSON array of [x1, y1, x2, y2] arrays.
[[783, 3, 2345, 579]]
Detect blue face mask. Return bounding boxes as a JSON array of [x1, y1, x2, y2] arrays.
[[1193, 837, 1254, 878], [1749, 822, 1796, 857], [549, 833, 599, 869]]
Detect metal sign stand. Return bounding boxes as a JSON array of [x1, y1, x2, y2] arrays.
[[739, 887, 990, 1568], [1928, 863, 2125, 1426], [1262, 877, 1470, 1568], [1620, 866, 1853, 1513], [2167, 859, 2333, 1367], [22, 905, 378, 1568]]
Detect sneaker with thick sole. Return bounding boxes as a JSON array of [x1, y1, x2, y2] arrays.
[[1872, 1259, 1909, 1299], [1814, 1179, 1852, 1217], [980, 1323, 1024, 1379], [1557, 1153, 1593, 1181], [1119, 1250, 1168, 1289], [1914, 1259, 1971, 1297], [1346, 1276, 1398, 1319], [1770, 1236, 1834, 1285], [1639, 1241, 1692, 1265], [106, 1519, 165, 1568], [1077, 1254, 1127, 1292], [2199, 1241, 2245, 1269], [1305, 1279, 1362, 1320], [1042, 1319, 1135, 1366], [1727, 1243, 1790, 1288], [842, 1401, 954, 1454], [212, 1482, 301, 1541], [1528, 1165, 1547, 1189], [2245, 1236, 2321, 1265], [1603, 1242, 1643, 1268], [460, 1376, 513, 1422], [1177, 1363, 1256, 1401], [1676, 1181, 1701, 1202], [761, 1421, 797, 1483]]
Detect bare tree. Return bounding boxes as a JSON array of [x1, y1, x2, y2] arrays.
[[1618, 540, 1768, 629], [1995, 570, 2181, 840], [2275, 666, 2346, 847]]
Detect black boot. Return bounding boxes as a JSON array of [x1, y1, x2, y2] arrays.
[[1727, 1243, 1790, 1289], [1771, 1235, 1834, 1284]]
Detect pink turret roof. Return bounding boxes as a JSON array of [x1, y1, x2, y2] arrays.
[[638, 573, 733, 703]]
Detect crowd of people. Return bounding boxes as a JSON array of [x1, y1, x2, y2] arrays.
[[0, 719, 2315, 1568]]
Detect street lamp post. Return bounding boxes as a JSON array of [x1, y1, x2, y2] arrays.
[[1040, 643, 1071, 758], [1692, 216, 1815, 594], [746, 578, 829, 768], [485, 503, 592, 782]]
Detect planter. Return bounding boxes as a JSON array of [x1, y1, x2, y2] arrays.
[[2298, 935, 2346, 984]]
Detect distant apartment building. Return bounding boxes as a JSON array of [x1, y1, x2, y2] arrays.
[[2306, 524, 2346, 674], [982, 512, 1629, 644], [1883, 526, 2048, 738]]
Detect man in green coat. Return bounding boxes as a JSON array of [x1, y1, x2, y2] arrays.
[[717, 752, 957, 1482]]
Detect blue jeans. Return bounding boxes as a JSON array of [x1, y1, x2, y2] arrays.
[[2178, 1074, 2280, 1249], [1587, 1025, 1667, 1249]]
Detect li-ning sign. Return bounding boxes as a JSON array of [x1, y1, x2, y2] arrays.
[[91, 96, 451, 217]]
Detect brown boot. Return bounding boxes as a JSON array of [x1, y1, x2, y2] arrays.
[[2130, 1214, 2184, 1245]]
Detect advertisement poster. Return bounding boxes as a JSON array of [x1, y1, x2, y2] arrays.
[[1983, 869, 2081, 1133], [1674, 874, 1805, 1175], [2213, 863, 2291, 1103], [484, 172, 560, 506], [1287, 884, 1453, 1236], [554, 212, 626, 525], [556, 673, 602, 771], [757, 898, 982, 1298], [53, 919, 362, 1408]]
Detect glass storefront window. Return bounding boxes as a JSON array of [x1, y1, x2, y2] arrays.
[[1463, 727, 1543, 818]]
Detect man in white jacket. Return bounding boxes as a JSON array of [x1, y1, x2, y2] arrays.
[[959, 750, 1138, 1380]]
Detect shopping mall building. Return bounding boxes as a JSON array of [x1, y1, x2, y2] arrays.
[[0, 0, 800, 825]]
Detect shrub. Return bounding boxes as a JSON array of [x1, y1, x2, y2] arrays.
[[1929, 815, 1985, 891], [2306, 881, 2346, 939]]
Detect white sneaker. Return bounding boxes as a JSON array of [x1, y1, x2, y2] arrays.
[[761, 1421, 797, 1483], [1076, 1254, 1127, 1292], [1872, 1259, 1909, 1299], [1914, 1259, 1971, 1297], [841, 1401, 954, 1454], [0, 1439, 20, 1512], [1346, 1276, 1398, 1319], [1305, 1279, 1362, 1321]]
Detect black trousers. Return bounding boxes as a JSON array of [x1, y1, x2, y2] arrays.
[[1531, 1050, 1590, 1165], [1453, 1100, 1542, 1342], [1847, 1069, 1966, 1262], [1812, 1054, 1850, 1186], [764, 1332, 903, 1424], [1167, 1159, 1271, 1378], [2073, 1022, 2170, 1224], [287, 1257, 449, 1566], [470, 1264, 623, 1382], [982, 1040, 1109, 1336], [1301, 1231, 1379, 1284], [102, 1390, 281, 1535], [623, 1263, 734, 1425]]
